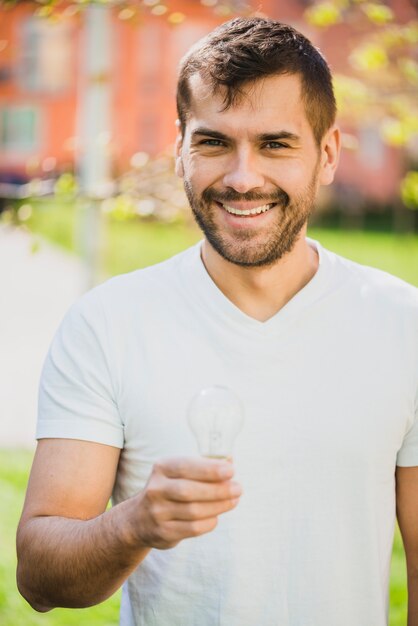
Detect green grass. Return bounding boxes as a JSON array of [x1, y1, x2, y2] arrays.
[[308, 228, 418, 286], [0, 450, 120, 626], [104, 218, 201, 276], [2, 201, 416, 623], [18, 198, 201, 277], [0, 450, 408, 625], [12, 199, 418, 286]]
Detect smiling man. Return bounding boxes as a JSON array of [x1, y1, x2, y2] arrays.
[[17, 17, 418, 626], [179, 74, 325, 271]]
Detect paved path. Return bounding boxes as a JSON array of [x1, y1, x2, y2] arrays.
[[0, 225, 88, 448]]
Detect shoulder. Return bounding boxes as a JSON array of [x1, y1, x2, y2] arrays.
[[69, 243, 200, 321], [324, 246, 418, 315], [319, 246, 418, 373]]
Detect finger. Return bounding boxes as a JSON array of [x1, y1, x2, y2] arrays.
[[156, 457, 234, 482], [162, 478, 242, 503], [164, 497, 240, 522], [165, 517, 219, 541]]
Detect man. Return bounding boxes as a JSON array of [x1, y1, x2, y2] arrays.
[[17, 17, 418, 626]]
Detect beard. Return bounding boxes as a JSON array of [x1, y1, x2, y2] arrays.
[[183, 166, 320, 268]]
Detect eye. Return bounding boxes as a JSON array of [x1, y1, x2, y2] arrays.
[[200, 139, 225, 147], [263, 141, 289, 150]]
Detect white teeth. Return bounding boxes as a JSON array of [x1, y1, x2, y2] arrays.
[[222, 203, 272, 216]]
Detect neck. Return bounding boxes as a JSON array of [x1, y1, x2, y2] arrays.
[[201, 227, 319, 322]]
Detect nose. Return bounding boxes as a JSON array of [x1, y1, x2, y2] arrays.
[[222, 148, 265, 193]]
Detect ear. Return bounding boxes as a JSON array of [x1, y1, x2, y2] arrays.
[[318, 126, 341, 186], [174, 120, 184, 178]]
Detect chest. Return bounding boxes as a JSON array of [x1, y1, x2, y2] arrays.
[[112, 310, 410, 502]]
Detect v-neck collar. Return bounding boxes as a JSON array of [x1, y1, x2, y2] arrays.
[[179, 237, 343, 337]]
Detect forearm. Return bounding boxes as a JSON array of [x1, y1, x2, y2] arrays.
[[16, 497, 150, 611], [408, 571, 418, 626], [17, 456, 239, 612]]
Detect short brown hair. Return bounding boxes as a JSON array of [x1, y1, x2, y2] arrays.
[[176, 17, 336, 145]]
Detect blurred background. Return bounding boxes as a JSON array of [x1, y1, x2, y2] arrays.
[[0, 0, 417, 624]]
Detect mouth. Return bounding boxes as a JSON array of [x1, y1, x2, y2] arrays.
[[216, 201, 276, 217]]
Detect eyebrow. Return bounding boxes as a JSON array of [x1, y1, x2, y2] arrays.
[[258, 131, 301, 142], [191, 128, 229, 141], [191, 127, 301, 143]]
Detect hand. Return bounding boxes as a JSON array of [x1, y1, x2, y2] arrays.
[[131, 457, 242, 550]]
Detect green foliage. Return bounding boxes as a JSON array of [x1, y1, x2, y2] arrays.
[[0, 0, 251, 20], [333, 74, 371, 117], [305, 0, 418, 151], [103, 194, 138, 222], [361, 2, 393, 25], [350, 41, 388, 71], [401, 171, 418, 211], [102, 154, 188, 223], [382, 97, 418, 148], [398, 58, 418, 86], [54, 173, 78, 197], [381, 117, 413, 147], [305, 1, 343, 27]]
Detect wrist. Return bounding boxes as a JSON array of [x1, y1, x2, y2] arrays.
[[113, 493, 152, 554]]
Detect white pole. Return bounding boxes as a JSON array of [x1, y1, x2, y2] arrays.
[[76, 4, 113, 290]]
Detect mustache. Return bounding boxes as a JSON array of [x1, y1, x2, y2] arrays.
[[202, 187, 290, 207]]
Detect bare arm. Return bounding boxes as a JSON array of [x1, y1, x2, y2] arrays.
[[16, 439, 241, 612], [396, 466, 418, 626]]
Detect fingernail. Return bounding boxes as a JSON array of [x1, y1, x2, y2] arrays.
[[219, 464, 234, 479], [230, 484, 242, 497]]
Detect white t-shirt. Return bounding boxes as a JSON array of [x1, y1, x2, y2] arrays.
[[37, 239, 418, 626]]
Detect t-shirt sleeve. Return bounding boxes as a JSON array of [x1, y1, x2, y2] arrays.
[[396, 385, 418, 467], [36, 288, 124, 448]]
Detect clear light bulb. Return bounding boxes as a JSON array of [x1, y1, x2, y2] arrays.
[[188, 386, 244, 459]]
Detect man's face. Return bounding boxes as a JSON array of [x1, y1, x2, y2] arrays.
[[177, 73, 333, 267]]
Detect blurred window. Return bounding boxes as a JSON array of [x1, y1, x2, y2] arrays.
[[359, 126, 385, 170], [139, 22, 162, 97], [170, 21, 211, 61], [138, 23, 166, 154], [19, 18, 72, 93], [0, 67, 12, 83], [0, 106, 39, 151]]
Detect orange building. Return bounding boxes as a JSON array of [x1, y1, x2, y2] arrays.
[[0, 0, 414, 205]]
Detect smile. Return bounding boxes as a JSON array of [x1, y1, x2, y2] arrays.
[[220, 203, 275, 216]]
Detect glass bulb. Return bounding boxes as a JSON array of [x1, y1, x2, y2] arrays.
[[188, 385, 244, 459]]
